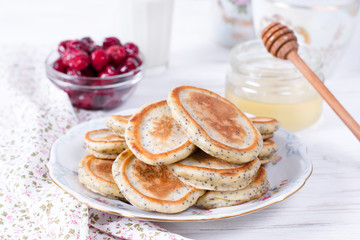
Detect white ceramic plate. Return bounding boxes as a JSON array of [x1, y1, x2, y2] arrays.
[[47, 108, 312, 222]]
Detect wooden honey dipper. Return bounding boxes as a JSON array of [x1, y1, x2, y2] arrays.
[[261, 22, 360, 141]]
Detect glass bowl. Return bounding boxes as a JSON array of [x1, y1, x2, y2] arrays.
[[45, 51, 144, 110]]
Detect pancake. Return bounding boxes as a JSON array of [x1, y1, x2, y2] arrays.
[[85, 129, 128, 159], [167, 86, 263, 164], [259, 154, 280, 165], [196, 167, 269, 209], [85, 147, 119, 160], [169, 150, 261, 191], [105, 115, 131, 137], [78, 155, 124, 199], [112, 150, 205, 213], [124, 100, 196, 165], [250, 117, 280, 135], [258, 139, 278, 158], [262, 133, 274, 140]]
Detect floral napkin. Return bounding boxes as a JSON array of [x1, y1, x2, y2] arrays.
[[0, 45, 189, 240]]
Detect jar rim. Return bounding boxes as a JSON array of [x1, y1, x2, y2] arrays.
[[229, 39, 323, 78]]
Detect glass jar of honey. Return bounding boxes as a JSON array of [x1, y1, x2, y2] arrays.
[[225, 40, 324, 131]]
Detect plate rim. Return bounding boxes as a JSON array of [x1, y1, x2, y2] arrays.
[[47, 109, 313, 222]]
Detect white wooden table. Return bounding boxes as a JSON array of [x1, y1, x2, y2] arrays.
[[120, 2, 360, 239], [1, 0, 359, 239]]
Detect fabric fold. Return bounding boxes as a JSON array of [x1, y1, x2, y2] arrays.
[[0, 45, 189, 240]]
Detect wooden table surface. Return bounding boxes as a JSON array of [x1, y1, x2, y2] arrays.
[[119, 2, 360, 239], [1, 1, 359, 239]]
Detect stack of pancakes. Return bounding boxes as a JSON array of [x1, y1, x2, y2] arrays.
[[79, 128, 128, 200], [250, 117, 280, 165], [78, 86, 280, 213]]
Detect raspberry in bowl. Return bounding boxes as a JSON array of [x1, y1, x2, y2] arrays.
[[46, 37, 144, 110]]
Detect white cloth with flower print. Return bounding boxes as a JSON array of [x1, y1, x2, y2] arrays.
[[0, 45, 190, 240]]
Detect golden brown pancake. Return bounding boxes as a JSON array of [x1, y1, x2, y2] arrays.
[[78, 155, 125, 199], [112, 150, 205, 213], [167, 86, 263, 164], [196, 167, 269, 209], [259, 154, 280, 165], [262, 133, 274, 140], [169, 149, 261, 191], [105, 115, 131, 137], [259, 139, 278, 158], [124, 100, 196, 165], [85, 129, 128, 159], [85, 147, 119, 160], [250, 117, 280, 135]]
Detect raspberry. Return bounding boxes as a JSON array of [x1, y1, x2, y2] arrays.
[[67, 40, 89, 52], [58, 40, 70, 55], [62, 50, 90, 71], [102, 37, 121, 49], [66, 69, 89, 85], [106, 45, 126, 67], [52, 36, 143, 110], [124, 42, 139, 56], [53, 58, 67, 73], [117, 65, 129, 74], [98, 65, 118, 78], [81, 67, 96, 77], [89, 44, 101, 53], [125, 57, 139, 70], [66, 68, 82, 76], [81, 37, 95, 54], [134, 56, 143, 66], [76, 92, 95, 109], [81, 37, 94, 45], [66, 66, 95, 78], [91, 49, 109, 71]]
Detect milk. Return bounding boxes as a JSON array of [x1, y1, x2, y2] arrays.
[[131, 0, 174, 74]]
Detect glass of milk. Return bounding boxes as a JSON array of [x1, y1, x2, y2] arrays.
[[130, 0, 174, 75]]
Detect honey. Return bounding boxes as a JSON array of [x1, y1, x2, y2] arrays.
[[226, 90, 322, 131], [226, 40, 324, 131]]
